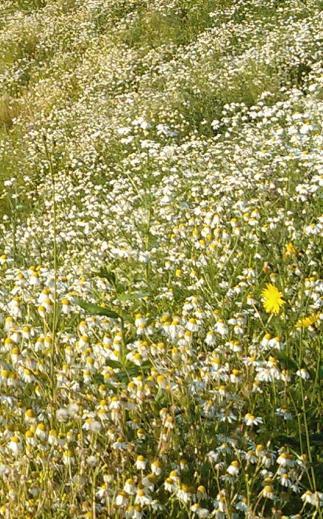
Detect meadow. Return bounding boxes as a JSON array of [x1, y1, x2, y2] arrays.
[[0, 0, 322, 517]]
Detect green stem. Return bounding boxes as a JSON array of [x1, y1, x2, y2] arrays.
[[43, 134, 58, 422], [299, 377, 317, 492]]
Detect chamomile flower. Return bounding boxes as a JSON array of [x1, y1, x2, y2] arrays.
[[261, 485, 275, 499], [301, 490, 323, 507], [135, 455, 147, 470], [190, 503, 209, 517], [151, 459, 162, 475], [227, 460, 240, 476], [8, 436, 23, 456], [244, 413, 263, 426]]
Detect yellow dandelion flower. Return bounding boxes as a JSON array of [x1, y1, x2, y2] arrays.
[[284, 242, 297, 258], [261, 284, 285, 315], [296, 313, 319, 329]]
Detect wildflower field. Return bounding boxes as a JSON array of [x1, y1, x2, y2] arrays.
[[0, 0, 322, 517]]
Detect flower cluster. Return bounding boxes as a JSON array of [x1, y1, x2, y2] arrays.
[[0, 0, 322, 517]]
